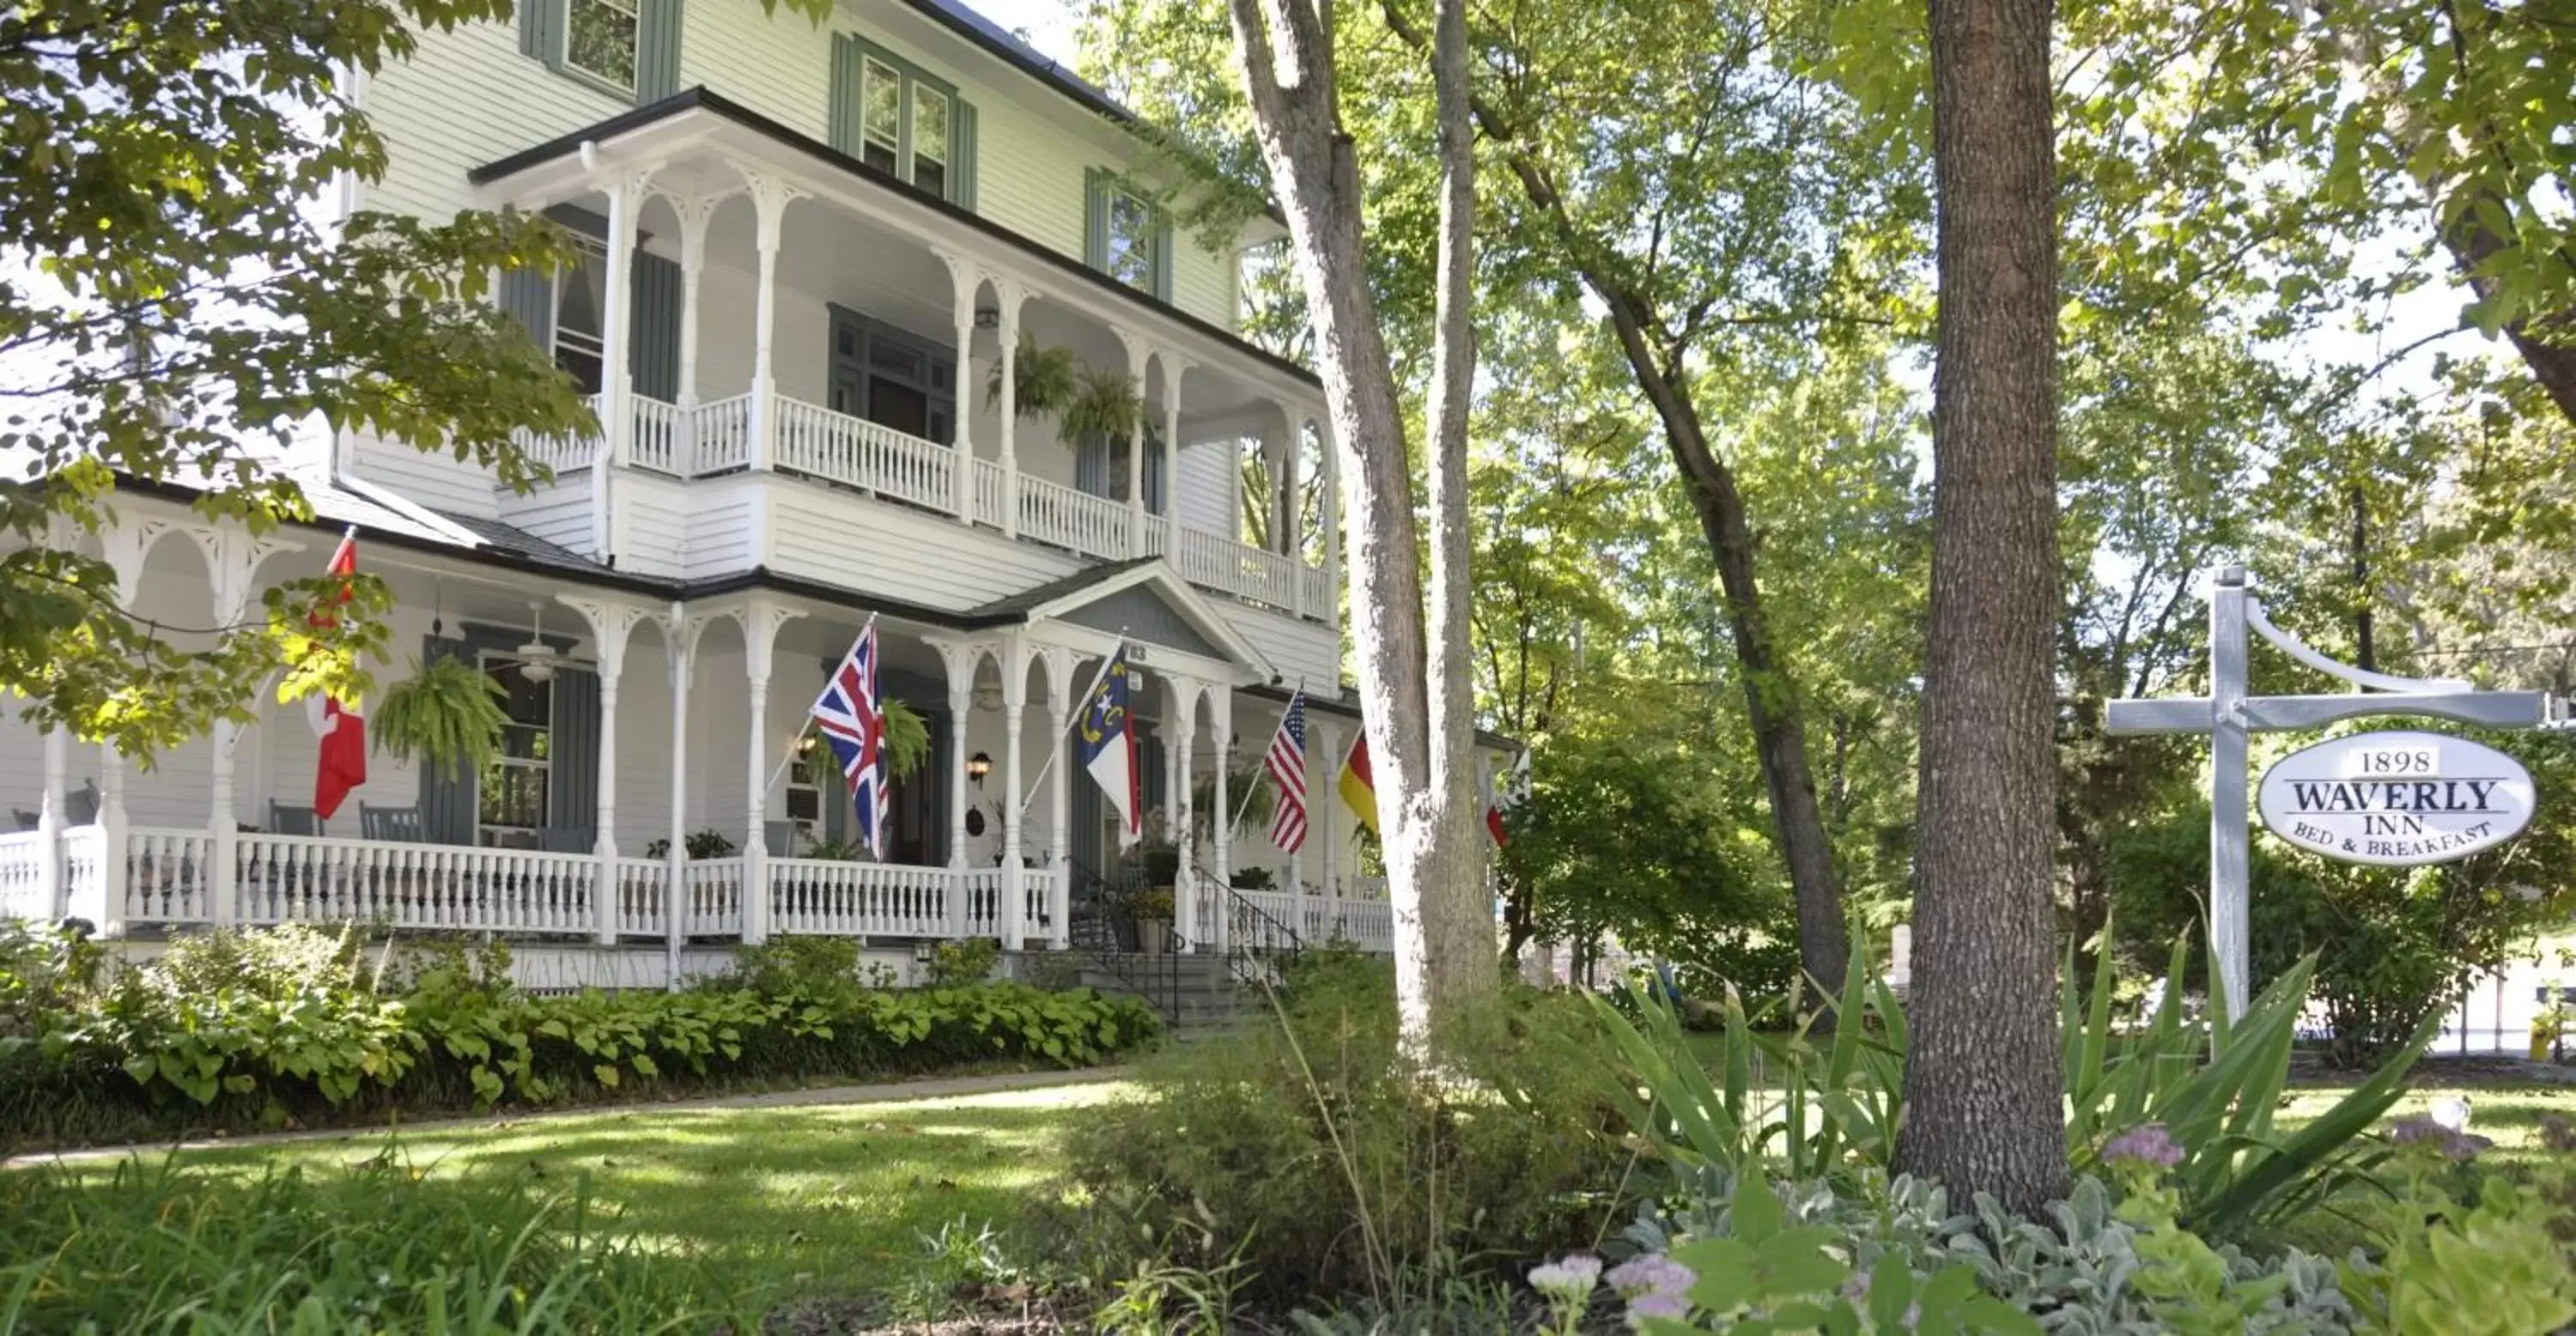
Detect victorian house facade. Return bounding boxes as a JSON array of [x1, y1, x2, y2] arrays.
[[0, 0, 1490, 986]]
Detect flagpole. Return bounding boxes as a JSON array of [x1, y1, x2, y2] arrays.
[[1017, 629, 1127, 823], [766, 612, 878, 796]]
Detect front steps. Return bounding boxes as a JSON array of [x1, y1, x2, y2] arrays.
[[1075, 951, 1270, 1035]]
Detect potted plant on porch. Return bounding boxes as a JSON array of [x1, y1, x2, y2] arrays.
[[1131, 884, 1176, 956], [371, 653, 509, 779]]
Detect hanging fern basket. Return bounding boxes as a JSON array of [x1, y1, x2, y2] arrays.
[[370, 654, 509, 780]]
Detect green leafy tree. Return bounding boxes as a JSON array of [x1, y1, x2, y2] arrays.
[[0, 0, 822, 759]]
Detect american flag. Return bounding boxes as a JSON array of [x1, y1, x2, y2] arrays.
[[1264, 689, 1309, 853], [811, 620, 888, 859]]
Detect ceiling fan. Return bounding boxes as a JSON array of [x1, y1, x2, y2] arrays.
[[504, 601, 562, 683]]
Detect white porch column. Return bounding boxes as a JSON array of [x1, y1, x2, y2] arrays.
[[994, 280, 1029, 538], [1318, 413, 1341, 632], [743, 172, 804, 490], [931, 641, 976, 873], [1161, 355, 1189, 559], [564, 598, 649, 945], [38, 723, 65, 917], [999, 635, 1029, 950], [589, 173, 645, 559], [1317, 717, 1342, 936], [1042, 647, 1075, 947], [1116, 328, 1148, 556], [937, 250, 978, 524], [673, 195, 715, 411], [1169, 677, 1197, 950], [1211, 686, 1233, 938], [662, 605, 700, 985], [738, 598, 801, 944], [87, 521, 164, 936], [194, 525, 294, 926]]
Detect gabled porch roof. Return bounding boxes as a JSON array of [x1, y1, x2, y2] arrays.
[[969, 556, 1277, 686]]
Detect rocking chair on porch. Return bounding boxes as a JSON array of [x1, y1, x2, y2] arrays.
[[360, 804, 423, 843]]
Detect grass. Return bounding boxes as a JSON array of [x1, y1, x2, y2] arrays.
[[34, 1078, 1131, 1310], [2281, 1079, 2575, 1174]]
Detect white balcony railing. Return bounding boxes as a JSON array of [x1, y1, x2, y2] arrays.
[[1018, 473, 1130, 562], [629, 396, 689, 474], [0, 829, 52, 920], [774, 395, 957, 511], [234, 833, 598, 933], [769, 858, 952, 937], [690, 393, 754, 473], [514, 391, 1331, 618]]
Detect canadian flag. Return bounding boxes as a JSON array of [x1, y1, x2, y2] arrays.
[[1484, 748, 1529, 847], [308, 529, 366, 819]]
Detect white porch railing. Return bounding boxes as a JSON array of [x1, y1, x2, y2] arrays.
[[516, 392, 604, 476], [0, 829, 52, 920], [690, 393, 754, 473], [1018, 473, 1129, 561], [235, 834, 598, 933], [629, 396, 689, 474], [775, 395, 957, 511], [1300, 564, 1334, 616], [1175, 527, 1297, 611], [613, 858, 669, 938], [961, 868, 1005, 938], [1331, 901, 1395, 953], [972, 458, 1009, 529], [683, 858, 747, 936], [769, 859, 953, 937], [123, 828, 216, 924]]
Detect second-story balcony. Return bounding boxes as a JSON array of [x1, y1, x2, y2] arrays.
[[468, 90, 1340, 641]]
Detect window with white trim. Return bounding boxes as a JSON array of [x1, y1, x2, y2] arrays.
[[860, 54, 902, 175], [788, 736, 827, 845], [1103, 187, 1159, 292], [477, 659, 554, 847], [564, 0, 640, 93], [911, 83, 951, 198], [833, 36, 975, 206]]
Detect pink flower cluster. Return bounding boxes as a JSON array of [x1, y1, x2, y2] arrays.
[[1607, 1253, 1696, 1325]]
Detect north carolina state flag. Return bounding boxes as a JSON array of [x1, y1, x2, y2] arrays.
[[309, 529, 366, 818]]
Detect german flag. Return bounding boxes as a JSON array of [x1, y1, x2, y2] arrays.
[[1338, 733, 1380, 836]]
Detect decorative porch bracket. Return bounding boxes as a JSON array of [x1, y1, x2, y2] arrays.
[[2105, 567, 2557, 1022]]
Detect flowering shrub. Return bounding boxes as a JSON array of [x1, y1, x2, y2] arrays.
[[2338, 1114, 2576, 1336]]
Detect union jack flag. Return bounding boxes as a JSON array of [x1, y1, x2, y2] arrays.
[[1265, 689, 1309, 853], [811, 620, 888, 859]]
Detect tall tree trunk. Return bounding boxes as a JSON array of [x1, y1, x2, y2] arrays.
[[1223, 0, 1495, 1045], [1897, 0, 2069, 1214]]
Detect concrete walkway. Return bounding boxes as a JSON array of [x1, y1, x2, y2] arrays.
[[6, 1066, 1127, 1169]]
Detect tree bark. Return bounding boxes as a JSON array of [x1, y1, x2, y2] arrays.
[[1223, 0, 1494, 1045], [1897, 0, 2069, 1215]]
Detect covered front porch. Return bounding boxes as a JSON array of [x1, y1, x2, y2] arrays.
[[0, 501, 1396, 956]]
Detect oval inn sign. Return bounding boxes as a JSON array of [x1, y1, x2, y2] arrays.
[[2257, 730, 2536, 866]]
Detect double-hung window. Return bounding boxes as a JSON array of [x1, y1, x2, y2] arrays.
[[477, 659, 555, 847], [563, 0, 640, 93], [833, 36, 976, 207], [1085, 169, 1175, 301], [519, 0, 682, 104]]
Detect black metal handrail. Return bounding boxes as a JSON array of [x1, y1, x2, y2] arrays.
[[1198, 870, 1304, 993], [1066, 858, 1183, 1025]]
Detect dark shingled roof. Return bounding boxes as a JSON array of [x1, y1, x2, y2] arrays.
[[964, 556, 1160, 620]]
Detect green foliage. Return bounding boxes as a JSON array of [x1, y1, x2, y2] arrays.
[[371, 652, 511, 780], [986, 331, 1081, 418], [882, 695, 933, 779], [645, 828, 740, 860], [1597, 934, 2425, 1239], [0, 1157, 753, 1332], [2339, 1116, 2576, 1335], [925, 938, 1000, 987], [0, 923, 1154, 1148], [1053, 953, 1629, 1309], [1505, 736, 1797, 1000], [1060, 364, 1147, 442]]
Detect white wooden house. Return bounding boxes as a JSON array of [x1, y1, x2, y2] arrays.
[[0, 0, 1503, 986]]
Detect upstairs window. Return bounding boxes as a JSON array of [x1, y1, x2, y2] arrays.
[[565, 0, 639, 92], [550, 236, 611, 396], [1085, 169, 1175, 301], [833, 35, 978, 209]]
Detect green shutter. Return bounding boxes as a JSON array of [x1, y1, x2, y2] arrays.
[[629, 249, 680, 400], [519, 0, 562, 64], [550, 667, 600, 841], [1084, 168, 1110, 270], [500, 264, 554, 353], [829, 33, 859, 155], [635, 0, 684, 102], [1151, 213, 1176, 303], [953, 99, 977, 210], [419, 634, 479, 846]]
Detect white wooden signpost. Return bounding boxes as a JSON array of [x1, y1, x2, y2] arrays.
[[2105, 568, 2561, 1022]]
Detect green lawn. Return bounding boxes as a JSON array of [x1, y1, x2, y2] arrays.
[[47, 1080, 1130, 1306], [2281, 1080, 2575, 1172]]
